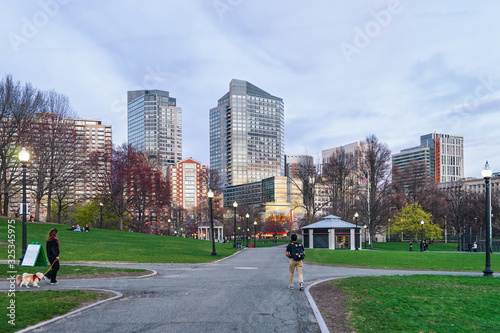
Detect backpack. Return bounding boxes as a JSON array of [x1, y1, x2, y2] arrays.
[[290, 242, 305, 261]]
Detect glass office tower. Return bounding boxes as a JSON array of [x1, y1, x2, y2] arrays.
[[209, 79, 284, 188], [127, 90, 182, 169]]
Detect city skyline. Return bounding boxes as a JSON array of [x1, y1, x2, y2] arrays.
[[2, 1, 500, 178]]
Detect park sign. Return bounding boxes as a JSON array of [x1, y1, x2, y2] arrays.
[[21, 242, 48, 267]]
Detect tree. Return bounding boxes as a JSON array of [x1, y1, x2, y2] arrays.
[[358, 134, 392, 249], [391, 203, 443, 241], [289, 164, 329, 227], [0, 75, 42, 215], [322, 148, 357, 219], [262, 213, 287, 241], [28, 91, 83, 222], [443, 181, 475, 250]]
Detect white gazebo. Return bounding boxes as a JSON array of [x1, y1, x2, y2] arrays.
[[198, 220, 224, 242], [301, 215, 361, 250]]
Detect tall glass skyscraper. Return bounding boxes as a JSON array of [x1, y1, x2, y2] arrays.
[[209, 79, 284, 188], [127, 90, 182, 169]]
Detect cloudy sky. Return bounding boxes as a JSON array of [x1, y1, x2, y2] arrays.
[[2, 0, 499, 178]]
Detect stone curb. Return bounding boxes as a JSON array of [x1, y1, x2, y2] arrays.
[[16, 289, 123, 333]]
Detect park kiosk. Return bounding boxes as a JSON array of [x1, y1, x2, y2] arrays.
[[301, 215, 360, 250]]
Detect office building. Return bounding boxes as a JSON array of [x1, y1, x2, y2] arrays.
[[127, 90, 182, 170], [209, 79, 284, 188], [285, 155, 314, 178]]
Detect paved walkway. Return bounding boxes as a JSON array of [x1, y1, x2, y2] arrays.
[[2, 247, 482, 333]]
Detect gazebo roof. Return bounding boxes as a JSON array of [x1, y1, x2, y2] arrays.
[[301, 215, 359, 229], [198, 220, 224, 227]]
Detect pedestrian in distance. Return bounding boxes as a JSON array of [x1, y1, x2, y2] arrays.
[[286, 233, 305, 291], [473, 241, 478, 252], [409, 241, 413, 251], [423, 240, 429, 252], [44, 228, 60, 284]]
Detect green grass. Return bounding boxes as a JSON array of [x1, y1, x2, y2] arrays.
[[306, 248, 499, 271], [0, 264, 147, 278], [0, 218, 237, 263], [0, 290, 111, 333], [329, 275, 500, 332], [369, 241, 459, 252]]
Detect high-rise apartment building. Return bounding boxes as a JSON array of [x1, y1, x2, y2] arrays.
[[420, 133, 464, 183], [209, 79, 284, 188], [168, 158, 208, 210], [74, 118, 113, 199], [127, 90, 182, 169], [393, 133, 464, 184]]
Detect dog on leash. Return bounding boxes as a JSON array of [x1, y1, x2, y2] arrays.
[[16, 272, 45, 288]]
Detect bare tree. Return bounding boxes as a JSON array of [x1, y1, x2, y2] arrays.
[[322, 148, 357, 219], [289, 164, 329, 227], [28, 91, 81, 222], [0, 75, 42, 215], [358, 134, 392, 248]]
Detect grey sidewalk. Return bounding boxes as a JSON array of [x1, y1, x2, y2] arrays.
[[2, 247, 482, 333]]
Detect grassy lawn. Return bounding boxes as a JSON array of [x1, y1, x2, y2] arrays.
[[0, 218, 237, 263], [0, 264, 148, 279], [329, 275, 500, 332], [0, 290, 112, 333], [369, 241, 459, 252], [306, 248, 499, 271]]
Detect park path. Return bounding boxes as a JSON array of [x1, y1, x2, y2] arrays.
[[4, 247, 482, 333]]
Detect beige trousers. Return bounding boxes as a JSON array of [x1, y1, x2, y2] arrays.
[[289, 259, 303, 286]]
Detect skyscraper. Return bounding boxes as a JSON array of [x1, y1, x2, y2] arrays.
[[420, 132, 464, 183], [209, 79, 284, 188], [393, 132, 464, 184], [127, 90, 182, 169]]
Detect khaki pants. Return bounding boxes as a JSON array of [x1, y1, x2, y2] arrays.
[[289, 259, 303, 286]]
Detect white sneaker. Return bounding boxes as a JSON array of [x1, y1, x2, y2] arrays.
[[299, 282, 304, 291], [44, 276, 50, 284]]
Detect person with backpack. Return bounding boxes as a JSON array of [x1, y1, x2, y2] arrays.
[[286, 233, 305, 291]]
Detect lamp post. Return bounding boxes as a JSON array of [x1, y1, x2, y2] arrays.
[[420, 220, 424, 251], [18, 147, 30, 263], [99, 202, 104, 229], [233, 201, 238, 248], [167, 218, 171, 236], [208, 189, 217, 256], [254, 221, 257, 248], [482, 162, 494, 276], [245, 213, 250, 247], [354, 212, 359, 250], [364, 225, 367, 249]]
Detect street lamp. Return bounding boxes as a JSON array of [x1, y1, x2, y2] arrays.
[[254, 221, 257, 248], [208, 189, 217, 256], [364, 225, 367, 249], [245, 213, 250, 247], [18, 147, 30, 263], [99, 202, 104, 229], [420, 220, 424, 251], [354, 212, 359, 250], [482, 161, 494, 276], [167, 218, 171, 236], [233, 201, 238, 248]]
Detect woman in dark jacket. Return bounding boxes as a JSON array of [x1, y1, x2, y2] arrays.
[[44, 228, 60, 284]]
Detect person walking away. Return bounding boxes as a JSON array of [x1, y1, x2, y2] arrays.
[[286, 234, 305, 291], [44, 228, 60, 284], [473, 241, 478, 252], [409, 241, 413, 251]]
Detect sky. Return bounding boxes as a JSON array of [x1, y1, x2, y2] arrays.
[[1, 0, 499, 178]]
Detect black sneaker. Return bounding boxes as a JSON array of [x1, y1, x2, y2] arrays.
[[299, 282, 304, 291]]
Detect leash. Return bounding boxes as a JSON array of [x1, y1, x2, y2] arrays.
[[43, 258, 59, 275]]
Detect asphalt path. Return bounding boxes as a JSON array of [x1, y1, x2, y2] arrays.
[[3, 246, 482, 333]]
